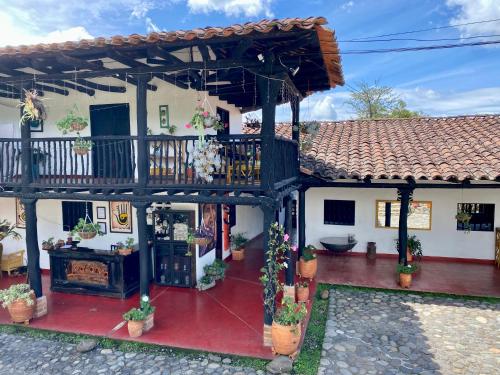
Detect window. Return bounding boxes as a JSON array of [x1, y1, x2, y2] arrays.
[[376, 200, 432, 230], [324, 200, 355, 226], [62, 201, 93, 232], [457, 203, 495, 232]]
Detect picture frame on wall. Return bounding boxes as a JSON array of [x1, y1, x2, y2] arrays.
[[97, 222, 107, 235], [15, 198, 25, 228], [96, 206, 107, 220], [159, 105, 169, 129], [109, 201, 133, 233], [29, 119, 43, 132]]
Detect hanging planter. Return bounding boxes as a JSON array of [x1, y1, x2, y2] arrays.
[[56, 106, 89, 134], [456, 211, 472, 233], [70, 218, 103, 241], [186, 228, 212, 247], [191, 138, 222, 183], [188, 103, 224, 133], [73, 135, 93, 156], [18, 90, 47, 126]]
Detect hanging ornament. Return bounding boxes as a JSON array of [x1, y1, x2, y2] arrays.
[[18, 89, 47, 126]]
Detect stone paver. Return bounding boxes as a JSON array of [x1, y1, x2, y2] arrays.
[[319, 288, 500, 375], [0, 333, 265, 375]]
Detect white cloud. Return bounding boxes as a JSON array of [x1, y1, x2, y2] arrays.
[[446, 0, 500, 36], [187, 0, 274, 17], [146, 17, 160, 32], [341, 1, 355, 11]]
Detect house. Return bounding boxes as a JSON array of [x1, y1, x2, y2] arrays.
[[247, 116, 500, 263], [0, 17, 343, 346]]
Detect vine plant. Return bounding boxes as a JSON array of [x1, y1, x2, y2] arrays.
[[260, 222, 290, 320]]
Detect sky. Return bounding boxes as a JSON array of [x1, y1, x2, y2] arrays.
[[0, 0, 499, 121]]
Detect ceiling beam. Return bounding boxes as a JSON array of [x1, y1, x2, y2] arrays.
[[55, 54, 104, 70], [34, 83, 69, 96]]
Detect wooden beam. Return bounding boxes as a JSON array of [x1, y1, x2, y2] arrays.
[[198, 44, 210, 62], [232, 38, 254, 59], [71, 78, 126, 93], [34, 83, 69, 96], [55, 54, 104, 70]]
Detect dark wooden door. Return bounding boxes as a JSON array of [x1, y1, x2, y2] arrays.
[[153, 210, 195, 287], [89, 103, 131, 179], [216, 107, 230, 135]]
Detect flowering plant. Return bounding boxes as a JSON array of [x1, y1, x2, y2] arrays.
[[191, 138, 222, 183], [186, 104, 224, 136]]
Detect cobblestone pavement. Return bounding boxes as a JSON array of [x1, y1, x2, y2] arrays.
[[0, 333, 265, 375], [319, 288, 500, 375]]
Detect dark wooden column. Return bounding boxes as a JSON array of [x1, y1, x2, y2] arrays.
[[133, 201, 151, 297], [20, 198, 42, 297], [136, 74, 149, 190], [284, 195, 294, 286], [257, 53, 281, 193], [298, 188, 306, 258], [291, 96, 300, 143], [261, 201, 277, 346], [215, 204, 223, 259], [397, 187, 413, 265], [18, 86, 33, 186]]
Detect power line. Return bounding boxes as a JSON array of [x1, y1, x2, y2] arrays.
[[339, 34, 500, 43], [344, 17, 500, 41]]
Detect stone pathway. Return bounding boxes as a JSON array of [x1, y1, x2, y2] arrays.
[[319, 288, 500, 375], [0, 333, 265, 375]]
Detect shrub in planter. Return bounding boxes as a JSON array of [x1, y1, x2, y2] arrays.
[[41, 237, 55, 251], [0, 283, 35, 324], [70, 218, 103, 241], [140, 295, 156, 332], [397, 263, 418, 288], [56, 107, 89, 134], [73, 136, 93, 156], [296, 281, 309, 303], [271, 296, 307, 357], [186, 228, 211, 247], [197, 275, 216, 291], [396, 235, 423, 262], [123, 307, 147, 338], [299, 245, 317, 280], [116, 237, 135, 256], [230, 232, 248, 261], [204, 260, 228, 281]]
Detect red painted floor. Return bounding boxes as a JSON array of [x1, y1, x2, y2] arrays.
[[317, 253, 500, 298], [0, 237, 315, 359]]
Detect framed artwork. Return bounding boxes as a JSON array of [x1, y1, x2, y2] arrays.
[[198, 203, 217, 257], [159, 105, 169, 129], [97, 222, 107, 235], [29, 119, 43, 132], [96, 206, 107, 220], [109, 201, 133, 233], [15, 198, 25, 228]]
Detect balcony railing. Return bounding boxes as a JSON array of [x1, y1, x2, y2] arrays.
[[0, 134, 299, 192]]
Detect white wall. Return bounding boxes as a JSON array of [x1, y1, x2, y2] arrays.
[[305, 187, 500, 260], [232, 204, 264, 245]]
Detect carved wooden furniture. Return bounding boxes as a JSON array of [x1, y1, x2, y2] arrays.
[[1, 249, 25, 276], [48, 247, 140, 298]]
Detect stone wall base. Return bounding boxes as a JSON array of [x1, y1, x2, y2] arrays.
[[263, 324, 272, 347], [34, 296, 47, 318]]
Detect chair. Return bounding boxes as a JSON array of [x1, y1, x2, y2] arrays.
[[1, 249, 25, 276]]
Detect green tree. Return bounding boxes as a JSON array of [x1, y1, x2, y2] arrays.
[[346, 81, 422, 119]]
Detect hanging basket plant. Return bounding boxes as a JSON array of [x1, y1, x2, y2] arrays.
[[57, 106, 89, 134], [455, 210, 472, 233], [73, 135, 93, 156], [18, 89, 47, 126], [191, 138, 222, 183], [71, 218, 103, 241]]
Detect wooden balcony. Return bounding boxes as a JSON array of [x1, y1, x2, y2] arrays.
[[0, 134, 299, 194]]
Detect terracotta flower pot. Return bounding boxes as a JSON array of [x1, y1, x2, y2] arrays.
[[118, 248, 132, 256], [298, 258, 317, 279], [399, 273, 412, 288], [271, 321, 302, 356], [7, 298, 34, 324], [406, 248, 413, 262], [143, 313, 154, 332], [78, 231, 97, 240], [232, 248, 245, 261], [73, 147, 89, 156], [71, 122, 87, 132], [127, 320, 145, 338], [296, 285, 309, 303], [193, 237, 210, 247]]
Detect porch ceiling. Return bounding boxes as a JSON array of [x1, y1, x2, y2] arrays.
[[0, 17, 344, 110]]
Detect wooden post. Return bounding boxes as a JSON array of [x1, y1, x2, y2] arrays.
[[136, 74, 148, 189], [291, 96, 300, 143], [284, 195, 294, 286], [261, 201, 277, 346], [18, 86, 33, 186], [298, 188, 306, 258], [397, 187, 413, 265], [216, 204, 222, 259], [20, 198, 42, 297], [133, 201, 151, 297]]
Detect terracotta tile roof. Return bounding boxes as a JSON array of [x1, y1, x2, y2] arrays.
[[0, 17, 343, 88], [245, 115, 500, 182]]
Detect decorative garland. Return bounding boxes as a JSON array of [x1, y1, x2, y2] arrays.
[[191, 138, 222, 183]]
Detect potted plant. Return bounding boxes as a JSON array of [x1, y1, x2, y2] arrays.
[[116, 237, 134, 256], [186, 228, 211, 247], [56, 107, 89, 134], [187, 104, 224, 133], [123, 307, 147, 338], [230, 232, 248, 261], [271, 296, 307, 358], [19, 89, 47, 126], [296, 281, 309, 303], [70, 218, 103, 240], [41, 237, 55, 251], [73, 135, 93, 156], [55, 239, 65, 249], [0, 219, 22, 255], [298, 245, 317, 280], [197, 275, 216, 291], [0, 283, 35, 324], [204, 260, 228, 281], [396, 235, 423, 262], [397, 263, 418, 288], [456, 210, 472, 233], [140, 295, 156, 332]]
